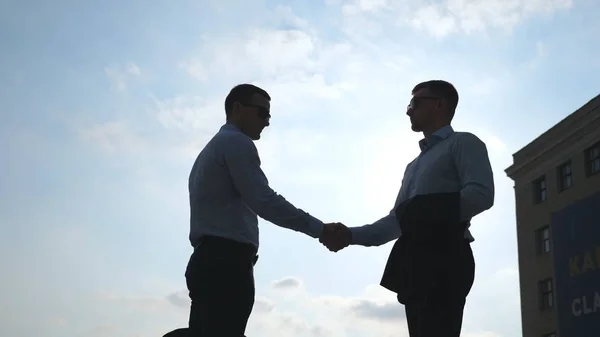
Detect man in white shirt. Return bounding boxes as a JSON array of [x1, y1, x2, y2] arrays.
[[186, 83, 341, 337], [321, 80, 495, 337]]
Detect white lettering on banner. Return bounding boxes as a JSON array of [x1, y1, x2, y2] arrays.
[[572, 292, 600, 317]]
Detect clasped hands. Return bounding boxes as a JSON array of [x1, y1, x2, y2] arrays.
[[319, 222, 352, 252]]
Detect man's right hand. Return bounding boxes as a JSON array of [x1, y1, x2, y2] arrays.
[[320, 222, 352, 252]]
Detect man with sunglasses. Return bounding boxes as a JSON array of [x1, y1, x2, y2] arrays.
[[183, 83, 342, 337], [321, 80, 495, 337]]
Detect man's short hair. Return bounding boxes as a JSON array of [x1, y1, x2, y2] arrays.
[[412, 80, 459, 120], [224, 84, 271, 118]]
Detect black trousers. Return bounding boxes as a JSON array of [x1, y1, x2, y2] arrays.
[[402, 241, 475, 337], [185, 235, 258, 337]]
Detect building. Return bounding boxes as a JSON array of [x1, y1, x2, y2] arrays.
[[505, 94, 600, 337]]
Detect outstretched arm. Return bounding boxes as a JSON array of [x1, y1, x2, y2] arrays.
[[222, 133, 323, 238], [349, 210, 402, 247], [319, 210, 401, 251]]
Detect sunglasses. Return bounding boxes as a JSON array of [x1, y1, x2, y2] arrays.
[[241, 103, 271, 120], [407, 96, 439, 110]]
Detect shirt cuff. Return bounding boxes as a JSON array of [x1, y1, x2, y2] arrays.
[[306, 214, 324, 238]]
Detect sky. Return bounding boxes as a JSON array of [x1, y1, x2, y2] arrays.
[[1, 0, 600, 336]]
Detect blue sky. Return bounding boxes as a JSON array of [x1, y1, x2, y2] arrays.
[[1, 0, 600, 336]]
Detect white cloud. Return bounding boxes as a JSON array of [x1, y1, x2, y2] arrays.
[[127, 63, 141, 76], [104, 67, 127, 91], [180, 29, 364, 98], [94, 279, 401, 337], [254, 297, 277, 313], [78, 121, 147, 154], [64, 274, 517, 337], [526, 40, 549, 70], [274, 5, 312, 29], [154, 95, 221, 132], [272, 276, 303, 289], [246, 29, 316, 73], [88, 0, 533, 163], [451, 0, 574, 34], [104, 63, 141, 91], [342, 0, 390, 16], [411, 4, 457, 38], [179, 59, 205, 81], [341, 0, 573, 38]]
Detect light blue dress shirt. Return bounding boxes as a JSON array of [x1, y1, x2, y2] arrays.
[[349, 125, 495, 246], [188, 123, 324, 248]]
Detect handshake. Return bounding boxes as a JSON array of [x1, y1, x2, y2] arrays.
[[319, 222, 352, 252]]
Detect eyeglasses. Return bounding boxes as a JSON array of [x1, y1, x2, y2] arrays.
[[407, 96, 439, 110], [241, 103, 271, 120]]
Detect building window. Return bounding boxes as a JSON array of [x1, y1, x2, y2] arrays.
[[557, 161, 573, 191], [536, 226, 551, 254], [533, 176, 547, 203], [585, 141, 600, 176], [539, 278, 554, 310]]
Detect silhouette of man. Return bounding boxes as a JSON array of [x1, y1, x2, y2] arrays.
[[321, 80, 495, 337], [183, 83, 343, 337]]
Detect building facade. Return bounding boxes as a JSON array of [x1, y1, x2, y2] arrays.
[[505, 94, 600, 337]]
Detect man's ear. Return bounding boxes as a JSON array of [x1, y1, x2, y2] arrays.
[[232, 101, 241, 114]]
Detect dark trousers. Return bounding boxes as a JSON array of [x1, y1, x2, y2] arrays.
[[402, 241, 475, 337], [185, 235, 258, 337]]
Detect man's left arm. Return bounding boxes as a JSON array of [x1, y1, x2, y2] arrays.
[[452, 133, 495, 220]]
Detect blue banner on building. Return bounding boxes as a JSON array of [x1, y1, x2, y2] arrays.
[[552, 191, 600, 337]]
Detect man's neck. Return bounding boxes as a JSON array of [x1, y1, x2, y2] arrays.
[[226, 120, 243, 130]]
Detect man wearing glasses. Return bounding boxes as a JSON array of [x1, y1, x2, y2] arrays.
[[183, 84, 342, 337], [321, 80, 495, 337]]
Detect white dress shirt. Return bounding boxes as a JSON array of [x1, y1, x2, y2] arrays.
[[188, 123, 324, 248], [350, 125, 495, 246]]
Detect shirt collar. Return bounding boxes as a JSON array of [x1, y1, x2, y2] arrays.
[[220, 122, 242, 132], [418, 125, 454, 151]]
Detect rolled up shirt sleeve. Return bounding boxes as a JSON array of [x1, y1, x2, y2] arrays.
[[221, 133, 324, 238]]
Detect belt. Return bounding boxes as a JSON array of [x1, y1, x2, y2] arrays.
[[194, 235, 259, 265]]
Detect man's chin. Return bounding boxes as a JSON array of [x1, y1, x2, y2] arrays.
[[253, 129, 265, 140], [410, 124, 421, 132]]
